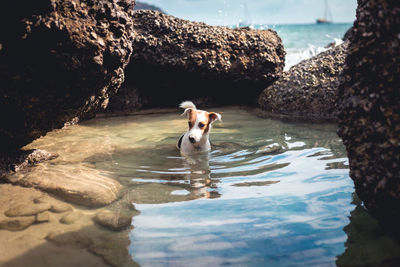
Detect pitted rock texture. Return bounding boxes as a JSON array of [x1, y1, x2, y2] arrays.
[[107, 10, 285, 111], [258, 42, 348, 120], [337, 0, 400, 232], [0, 0, 135, 151]]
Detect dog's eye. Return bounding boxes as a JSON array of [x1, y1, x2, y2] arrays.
[[198, 122, 205, 128]]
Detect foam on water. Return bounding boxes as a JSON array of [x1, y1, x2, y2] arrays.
[[237, 23, 351, 70]]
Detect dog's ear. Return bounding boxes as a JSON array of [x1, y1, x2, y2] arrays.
[[209, 112, 222, 123], [181, 108, 193, 118]]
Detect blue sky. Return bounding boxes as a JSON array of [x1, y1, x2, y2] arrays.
[[139, 0, 357, 25]]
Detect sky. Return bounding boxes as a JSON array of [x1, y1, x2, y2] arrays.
[[138, 0, 357, 25]]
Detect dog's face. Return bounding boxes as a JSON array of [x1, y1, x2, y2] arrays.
[[182, 108, 221, 145]]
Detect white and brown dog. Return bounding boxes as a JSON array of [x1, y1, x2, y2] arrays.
[[177, 101, 221, 154]]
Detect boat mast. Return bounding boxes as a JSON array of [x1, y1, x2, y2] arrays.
[[325, 0, 333, 21]]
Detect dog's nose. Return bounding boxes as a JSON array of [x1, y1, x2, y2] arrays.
[[189, 136, 196, 143]]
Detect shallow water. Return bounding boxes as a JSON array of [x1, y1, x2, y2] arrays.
[[14, 106, 400, 266]]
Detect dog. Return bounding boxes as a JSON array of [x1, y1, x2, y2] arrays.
[[177, 101, 221, 154]]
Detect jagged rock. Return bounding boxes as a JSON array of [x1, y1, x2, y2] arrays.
[[4, 203, 51, 217], [258, 42, 348, 120], [107, 10, 285, 111], [0, 216, 36, 231], [0, 0, 136, 151], [337, 0, 400, 233]]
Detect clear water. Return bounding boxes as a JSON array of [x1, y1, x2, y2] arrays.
[[111, 107, 352, 266], [17, 106, 400, 266]]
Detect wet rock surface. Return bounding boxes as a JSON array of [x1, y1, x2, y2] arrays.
[[4, 166, 122, 207], [337, 0, 400, 233], [258, 42, 348, 120], [0, 0, 136, 151], [107, 10, 285, 111], [0, 149, 58, 179]]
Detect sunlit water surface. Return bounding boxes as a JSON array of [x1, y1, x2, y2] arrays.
[[25, 107, 355, 266]]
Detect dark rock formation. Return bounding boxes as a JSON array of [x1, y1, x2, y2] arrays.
[[107, 10, 285, 112], [258, 42, 348, 120], [0, 149, 58, 179], [337, 0, 400, 233], [135, 1, 165, 13], [342, 26, 353, 41], [0, 0, 136, 151]]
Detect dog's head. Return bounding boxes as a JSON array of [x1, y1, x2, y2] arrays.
[[182, 108, 221, 145]]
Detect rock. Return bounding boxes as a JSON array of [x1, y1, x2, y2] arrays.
[[0, 216, 36, 231], [337, 0, 400, 234], [93, 211, 132, 231], [0, 0, 136, 151], [258, 42, 348, 120], [33, 195, 73, 213], [7, 169, 122, 207], [60, 211, 82, 225], [342, 26, 353, 41], [35, 211, 50, 223], [0, 149, 58, 179], [5, 203, 51, 217], [107, 10, 285, 112], [49, 202, 73, 213]]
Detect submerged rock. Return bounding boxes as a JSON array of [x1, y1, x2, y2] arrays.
[[4, 203, 51, 217], [5, 167, 122, 207], [107, 10, 285, 111], [60, 211, 82, 225], [0, 216, 36, 231], [35, 211, 51, 223], [34, 195, 73, 213], [258, 42, 348, 120], [0, 0, 136, 151], [93, 211, 132, 231], [337, 0, 400, 233]]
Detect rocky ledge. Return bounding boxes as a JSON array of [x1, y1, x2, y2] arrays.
[[337, 0, 400, 234], [0, 0, 136, 151], [107, 10, 285, 111], [258, 41, 348, 120]]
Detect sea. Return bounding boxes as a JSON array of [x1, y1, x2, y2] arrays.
[[235, 23, 352, 70]]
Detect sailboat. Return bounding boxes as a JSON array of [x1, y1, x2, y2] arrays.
[[316, 0, 332, 24]]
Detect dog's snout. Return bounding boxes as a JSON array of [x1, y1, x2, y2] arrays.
[[189, 136, 196, 143]]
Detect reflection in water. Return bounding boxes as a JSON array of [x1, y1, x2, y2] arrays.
[[10, 107, 399, 266], [337, 194, 400, 267]]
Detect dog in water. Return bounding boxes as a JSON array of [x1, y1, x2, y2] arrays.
[[177, 101, 221, 154]]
